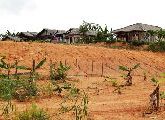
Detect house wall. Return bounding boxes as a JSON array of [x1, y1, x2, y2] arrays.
[[65, 35, 81, 44], [116, 31, 147, 42]]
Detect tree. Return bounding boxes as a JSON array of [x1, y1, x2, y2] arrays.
[[147, 30, 157, 42], [79, 21, 112, 43], [157, 29, 165, 41]]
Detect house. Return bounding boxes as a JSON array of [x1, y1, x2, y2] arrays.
[[0, 34, 3, 40], [37, 28, 57, 40], [2, 36, 22, 41], [37, 29, 66, 42], [18, 32, 38, 41], [65, 28, 80, 44], [52, 30, 66, 43], [113, 23, 161, 42], [65, 28, 98, 44]]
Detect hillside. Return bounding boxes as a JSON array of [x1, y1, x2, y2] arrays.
[[0, 41, 164, 76], [0, 41, 165, 120]]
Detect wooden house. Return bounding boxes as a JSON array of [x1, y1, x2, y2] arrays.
[[2, 36, 21, 41], [65, 28, 80, 44], [37, 29, 66, 42], [37, 28, 57, 40], [18, 32, 38, 41], [53, 30, 66, 43], [113, 23, 161, 42]]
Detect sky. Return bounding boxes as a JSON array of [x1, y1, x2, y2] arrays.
[[0, 0, 165, 34]]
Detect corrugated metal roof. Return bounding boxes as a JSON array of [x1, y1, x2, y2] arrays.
[[113, 23, 161, 33]]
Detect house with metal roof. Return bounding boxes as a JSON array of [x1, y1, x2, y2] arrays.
[[65, 28, 81, 44], [2, 36, 22, 41], [113, 23, 161, 42], [18, 32, 38, 41], [37, 29, 66, 42]]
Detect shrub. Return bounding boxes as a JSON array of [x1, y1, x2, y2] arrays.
[[104, 76, 124, 94], [15, 104, 50, 120], [14, 79, 38, 102], [148, 41, 165, 52], [50, 61, 70, 82], [0, 79, 16, 101], [0, 79, 17, 119], [130, 40, 147, 46], [39, 82, 54, 97], [60, 91, 88, 120], [0, 78, 38, 102]]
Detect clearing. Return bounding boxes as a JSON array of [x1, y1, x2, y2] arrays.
[[0, 41, 165, 120]]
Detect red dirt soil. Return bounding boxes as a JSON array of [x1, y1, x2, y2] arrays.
[[0, 41, 165, 120]]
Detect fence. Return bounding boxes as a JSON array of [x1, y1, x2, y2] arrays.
[[49, 58, 120, 77]]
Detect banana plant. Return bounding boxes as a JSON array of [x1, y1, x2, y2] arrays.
[[50, 61, 70, 82], [0, 58, 23, 79], [28, 58, 46, 81], [119, 63, 140, 86]]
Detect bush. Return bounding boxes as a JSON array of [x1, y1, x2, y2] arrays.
[[50, 62, 70, 82], [0, 79, 16, 101], [105, 39, 116, 44], [0, 79, 38, 102], [15, 104, 50, 120], [130, 40, 147, 46], [148, 41, 165, 52], [14, 79, 38, 102]]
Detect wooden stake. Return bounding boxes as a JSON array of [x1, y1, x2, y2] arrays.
[[92, 61, 94, 72], [101, 62, 104, 77], [75, 59, 78, 67]]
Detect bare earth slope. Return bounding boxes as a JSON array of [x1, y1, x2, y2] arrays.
[[0, 41, 164, 76], [0, 41, 165, 120]]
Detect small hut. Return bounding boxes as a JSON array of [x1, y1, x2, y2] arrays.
[[113, 23, 161, 42]]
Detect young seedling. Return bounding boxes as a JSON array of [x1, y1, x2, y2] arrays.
[[143, 71, 147, 81], [60, 90, 88, 120], [29, 58, 46, 82], [151, 77, 159, 86], [15, 103, 50, 120], [0, 57, 18, 79], [119, 63, 140, 86], [50, 61, 70, 82], [104, 76, 124, 94]]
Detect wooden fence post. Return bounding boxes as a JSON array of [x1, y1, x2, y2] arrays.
[[92, 61, 94, 72], [101, 62, 104, 77], [15, 60, 18, 76], [75, 59, 78, 67]]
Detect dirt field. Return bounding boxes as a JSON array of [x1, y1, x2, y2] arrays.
[[0, 41, 165, 120]]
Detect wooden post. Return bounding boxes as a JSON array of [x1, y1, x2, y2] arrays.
[[92, 61, 94, 72], [101, 62, 104, 77], [32, 59, 35, 73], [15, 60, 18, 79], [15, 60, 18, 75], [156, 85, 160, 110], [60, 61, 62, 66], [75, 59, 78, 67], [65, 59, 67, 66]]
